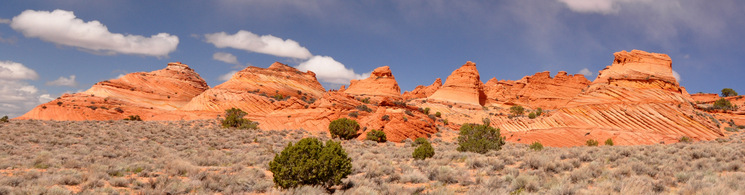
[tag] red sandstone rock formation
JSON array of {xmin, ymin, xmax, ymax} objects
[
  {"xmin": 494, "ymin": 50, "xmax": 723, "ymax": 146},
  {"xmin": 428, "ymin": 61, "xmax": 487, "ymax": 106},
  {"xmin": 403, "ymin": 78, "xmax": 442, "ymax": 100},
  {"xmin": 344, "ymin": 66, "xmax": 402, "ymax": 98},
  {"xmin": 483, "ymin": 71, "xmax": 591, "ymax": 109}
]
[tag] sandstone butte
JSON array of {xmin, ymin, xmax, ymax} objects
[{"xmin": 17, "ymin": 50, "xmax": 740, "ymax": 146}]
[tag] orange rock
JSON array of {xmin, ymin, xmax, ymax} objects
[
  {"xmin": 483, "ymin": 71, "xmax": 591, "ymax": 109},
  {"xmin": 403, "ymin": 78, "xmax": 442, "ymax": 100},
  {"xmin": 428, "ymin": 61, "xmax": 487, "ymax": 106},
  {"xmin": 344, "ymin": 66, "xmax": 401, "ymax": 98}
]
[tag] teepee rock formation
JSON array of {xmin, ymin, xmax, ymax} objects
[
  {"xmin": 428, "ymin": 61, "xmax": 487, "ymax": 106},
  {"xmin": 344, "ymin": 66, "xmax": 402, "ymax": 98}
]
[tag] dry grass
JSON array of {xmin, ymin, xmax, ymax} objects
[{"xmin": 1, "ymin": 120, "xmax": 744, "ymax": 194}]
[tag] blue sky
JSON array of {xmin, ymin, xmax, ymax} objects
[{"xmin": 1, "ymin": 0, "xmax": 744, "ymax": 117}]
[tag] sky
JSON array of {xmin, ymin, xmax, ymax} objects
[{"xmin": 0, "ymin": 0, "xmax": 744, "ymax": 117}]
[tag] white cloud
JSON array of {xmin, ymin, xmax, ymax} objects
[
  {"xmin": 205, "ymin": 30, "xmax": 312, "ymax": 59},
  {"xmin": 296, "ymin": 56, "xmax": 369, "ymax": 85},
  {"xmin": 213, "ymin": 52, "xmax": 239, "ymax": 65},
  {"xmin": 0, "ymin": 61, "xmax": 39, "ymax": 80},
  {"xmin": 115, "ymin": 74, "xmax": 126, "ymax": 79},
  {"xmin": 10, "ymin": 9, "xmax": 178, "ymax": 57},
  {"xmin": 38, "ymin": 94, "xmax": 54, "ymax": 103},
  {"xmin": 0, "ymin": 60, "xmax": 49, "ymax": 117},
  {"xmin": 218, "ymin": 70, "xmax": 238, "ymax": 81},
  {"xmin": 46, "ymin": 75, "xmax": 78, "ymax": 87},
  {"xmin": 672, "ymin": 70, "xmax": 681, "ymax": 82},
  {"xmin": 557, "ymin": 0, "xmax": 653, "ymax": 14},
  {"xmin": 577, "ymin": 68, "xmax": 593, "ymax": 76}
]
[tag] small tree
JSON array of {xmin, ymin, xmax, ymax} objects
[
  {"xmin": 413, "ymin": 137, "xmax": 429, "ymax": 146},
  {"xmin": 366, "ymin": 130, "xmax": 387, "ymax": 143},
  {"xmin": 535, "ymin": 108, "xmax": 543, "ymax": 116},
  {"xmin": 604, "ymin": 138, "xmax": 614, "ymax": 146},
  {"xmin": 529, "ymin": 141, "xmax": 543, "ymax": 151},
  {"xmin": 423, "ymin": 107, "xmax": 431, "ymax": 115},
  {"xmin": 0, "ymin": 115, "xmax": 8, "ymax": 123},
  {"xmin": 269, "ymin": 138, "xmax": 352, "ymax": 190},
  {"xmin": 412, "ymin": 139, "xmax": 435, "ymax": 160},
  {"xmin": 713, "ymin": 98, "xmax": 735, "ymax": 111},
  {"xmin": 329, "ymin": 118, "xmax": 360, "ymax": 140},
  {"xmin": 221, "ymin": 108, "xmax": 258, "ymax": 129},
  {"xmin": 457, "ymin": 122, "xmax": 506, "ymax": 154},
  {"xmin": 721, "ymin": 88, "xmax": 738, "ymax": 97},
  {"xmin": 510, "ymin": 105, "xmax": 525, "ymax": 116},
  {"xmin": 528, "ymin": 112, "xmax": 537, "ymax": 119},
  {"xmin": 435, "ymin": 112, "xmax": 441, "ymax": 118},
  {"xmin": 586, "ymin": 139, "xmax": 599, "ymax": 146},
  {"xmin": 679, "ymin": 136, "xmax": 691, "ymax": 143}
]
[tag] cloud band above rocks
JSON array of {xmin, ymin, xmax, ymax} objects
[
  {"xmin": 0, "ymin": 61, "xmax": 51, "ymax": 117},
  {"xmin": 9, "ymin": 9, "xmax": 178, "ymax": 57},
  {"xmin": 296, "ymin": 56, "xmax": 369, "ymax": 85},
  {"xmin": 204, "ymin": 30, "xmax": 312, "ymax": 59}
]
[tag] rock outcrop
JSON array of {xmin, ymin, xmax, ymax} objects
[
  {"xmin": 428, "ymin": 61, "xmax": 487, "ymax": 106},
  {"xmin": 483, "ymin": 71, "xmax": 591, "ymax": 109},
  {"xmin": 344, "ymin": 66, "xmax": 401, "ymax": 98},
  {"xmin": 494, "ymin": 50, "xmax": 722, "ymax": 146},
  {"xmin": 403, "ymin": 78, "xmax": 442, "ymax": 100},
  {"xmin": 181, "ymin": 62, "xmax": 324, "ymax": 114}
]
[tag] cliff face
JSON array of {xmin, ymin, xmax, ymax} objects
[
  {"xmin": 428, "ymin": 61, "xmax": 487, "ymax": 106},
  {"xmin": 403, "ymin": 78, "xmax": 442, "ymax": 100},
  {"xmin": 484, "ymin": 71, "xmax": 591, "ymax": 109}
]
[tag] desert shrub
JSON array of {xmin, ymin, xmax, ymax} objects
[
  {"xmin": 329, "ymin": 118, "xmax": 360, "ymax": 140},
  {"xmin": 721, "ymin": 88, "xmax": 738, "ymax": 97},
  {"xmin": 510, "ymin": 105, "xmax": 524, "ymax": 116},
  {"xmin": 413, "ymin": 140, "xmax": 435, "ymax": 160},
  {"xmin": 414, "ymin": 137, "xmax": 429, "ymax": 146},
  {"xmin": 713, "ymin": 98, "xmax": 735, "ymax": 110},
  {"xmin": 221, "ymin": 108, "xmax": 258, "ymax": 129},
  {"xmin": 435, "ymin": 112, "xmax": 441, "ymax": 118},
  {"xmin": 535, "ymin": 108, "xmax": 543, "ymax": 116},
  {"xmin": 605, "ymin": 138, "xmax": 614, "ymax": 146},
  {"xmin": 423, "ymin": 107, "xmax": 431, "ymax": 115},
  {"xmin": 457, "ymin": 123, "xmax": 505, "ymax": 154},
  {"xmin": 443, "ymin": 119, "xmax": 449, "ymax": 125},
  {"xmin": 360, "ymin": 97, "xmax": 370, "ymax": 104},
  {"xmin": 586, "ymin": 139, "xmax": 599, "ymax": 146},
  {"xmin": 348, "ymin": 111, "xmax": 359, "ymax": 118},
  {"xmin": 356, "ymin": 105, "xmax": 372, "ymax": 112},
  {"xmin": 123, "ymin": 115, "xmax": 142, "ymax": 121},
  {"xmin": 366, "ymin": 130, "xmax": 387, "ymax": 143},
  {"xmin": 404, "ymin": 110, "xmax": 414, "ymax": 116},
  {"xmin": 679, "ymin": 136, "xmax": 691, "ymax": 143},
  {"xmin": 272, "ymin": 94, "xmax": 284, "ymax": 100},
  {"xmin": 269, "ymin": 138, "xmax": 352, "ymax": 190},
  {"xmin": 528, "ymin": 112, "xmax": 536, "ymax": 119},
  {"xmin": 529, "ymin": 141, "xmax": 543, "ymax": 151},
  {"xmin": 0, "ymin": 116, "xmax": 8, "ymax": 123},
  {"xmin": 381, "ymin": 115, "xmax": 390, "ymax": 121}
]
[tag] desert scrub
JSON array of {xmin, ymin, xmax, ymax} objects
[
  {"xmin": 365, "ymin": 130, "xmax": 387, "ymax": 143},
  {"xmin": 329, "ymin": 118, "xmax": 360, "ymax": 140},
  {"xmin": 412, "ymin": 139, "xmax": 435, "ymax": 160},
  {"xmin": 605, "ymin": 138, "xmax": 614, "ymax": 146},
  {"xmin": 221, "ymin": 108, "xmax": 258, "ymax": 129},
  {"xmin": 586, "ymin": 139, "xmax": 599, "ymax": 146},
  {"xmin": 123, "ymin": 115, "xmax": 142, "ymax": 121},
  {"xmin": 457, "ymin": 123, "xmax": 505, "ymax": 154},
  {"xmin": 268, "ymin": 137, "xmax": 352, "ymax": 190}
]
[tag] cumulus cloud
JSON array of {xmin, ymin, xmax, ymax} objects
[
  {"xmin": 9, "ymin": 9, "xmax": 178, "ymax": 57},
  {"xmin": 296, "ymin": 56, "xmax": 369, "ymax": 85},
  {"xmin": 46, "ymin": 75, "xmax": 78, "ymax": 87},
  {"xmin": 672, "ymin": 70, "xmax": 681, "ymax": 82},
  {"xmin": 577, "ymin": 68, "xmax": 593, "ymax": 76},
  {"xmin": 557, "ymin": 0, "xmax": 653, "ymax": 14},
  {"xmin": 205, "ymin": 30, "xmax": 312, "ymax": 59},
  {"xmin": 213, "ymin": 52, "xmax": 239, "ymax": 65},
  {"xmin": 0, "ymin": 60, "xmax": 51, "ymax": 117},
  {"xmin": 218, "ymin": 70, "xmax": 238, "ymax": 81}
]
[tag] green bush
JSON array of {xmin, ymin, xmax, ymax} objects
[
  {"xmin": 721, "ymin": 88, "xmax": 738, "ymax": 97},
  {"xmin": 0, "ymin": 115, "xmax": 8, "ymax": 123},
  {"xmin": 412, "ymin": 139, "xmax": 435, "ymax": 160},
  {"xmin": 679, "ymin": 136, "xmax": 691, "ymax": 143},
  {"xmin": 329, "ymin": 118, "xmax": 360, "ymax": 140},
  {"xmin": 356, "ymin": 105, "xmax": 372, "ymax": 112},
  {"xmin": 269, "ymin": 138, "xmax": 352, "ymax": 190},
  {"xmin": 443, "ymin": 119, "xmax": 449, "ymax": 125},
  {"xmin": 535, "ymin": 108, "xmax": 543, "ymax": 116},
  {"xmin": 586, "ymin": 139, "xmax": 599, "ymax": 146},
  {"xmin": 528, "ymin": 112, "xmax": 536, "ymax": 119},
  {"xmin": 381, "ymin": 115, "xmax": 390, "ymax": 121},
  {"xmin": 604, "ymin": 138, "xmax": 614, "ymax": 146},
  {"xmin": 713, "ymin": 98, "xmax": 735, "ymax": 110},
  {"xmin": 435, "ymin": 112, "xmax": 441, "ymax": 118},
  {"xmin": 221, "ymin": 108, "xmax": 258, "ymax": 129},
  {"xmin": 423, "ymin": 107, "xmax": 431, "ymax": 115},
  {"xmin": 366, "ymin": 130, "xmax": 387, "ymax": 143},
  {"xmin": 123, "ymin": 115, "xmax": 142, "ymax": 121},
  {"xmin": 529, "ymin": 141, "xmax": 543, "ymax": 151},
  {"xmin": 510, "ymin": 105, "xmax": 525, "ymax": 116},
  {"xmin": 456, "ymin": 123, "xmax": 506, "ymax": 154},
  {"xmin": 414, "ymin": 137, "xmax": 428, "ymax": 146},
  {"xmin": 273, "ymin": 94, "xmax": 284, "ymax": 100},
  {"xmin": 348, "ymin": 111, "xmax": 359, "ymax": 118}
]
